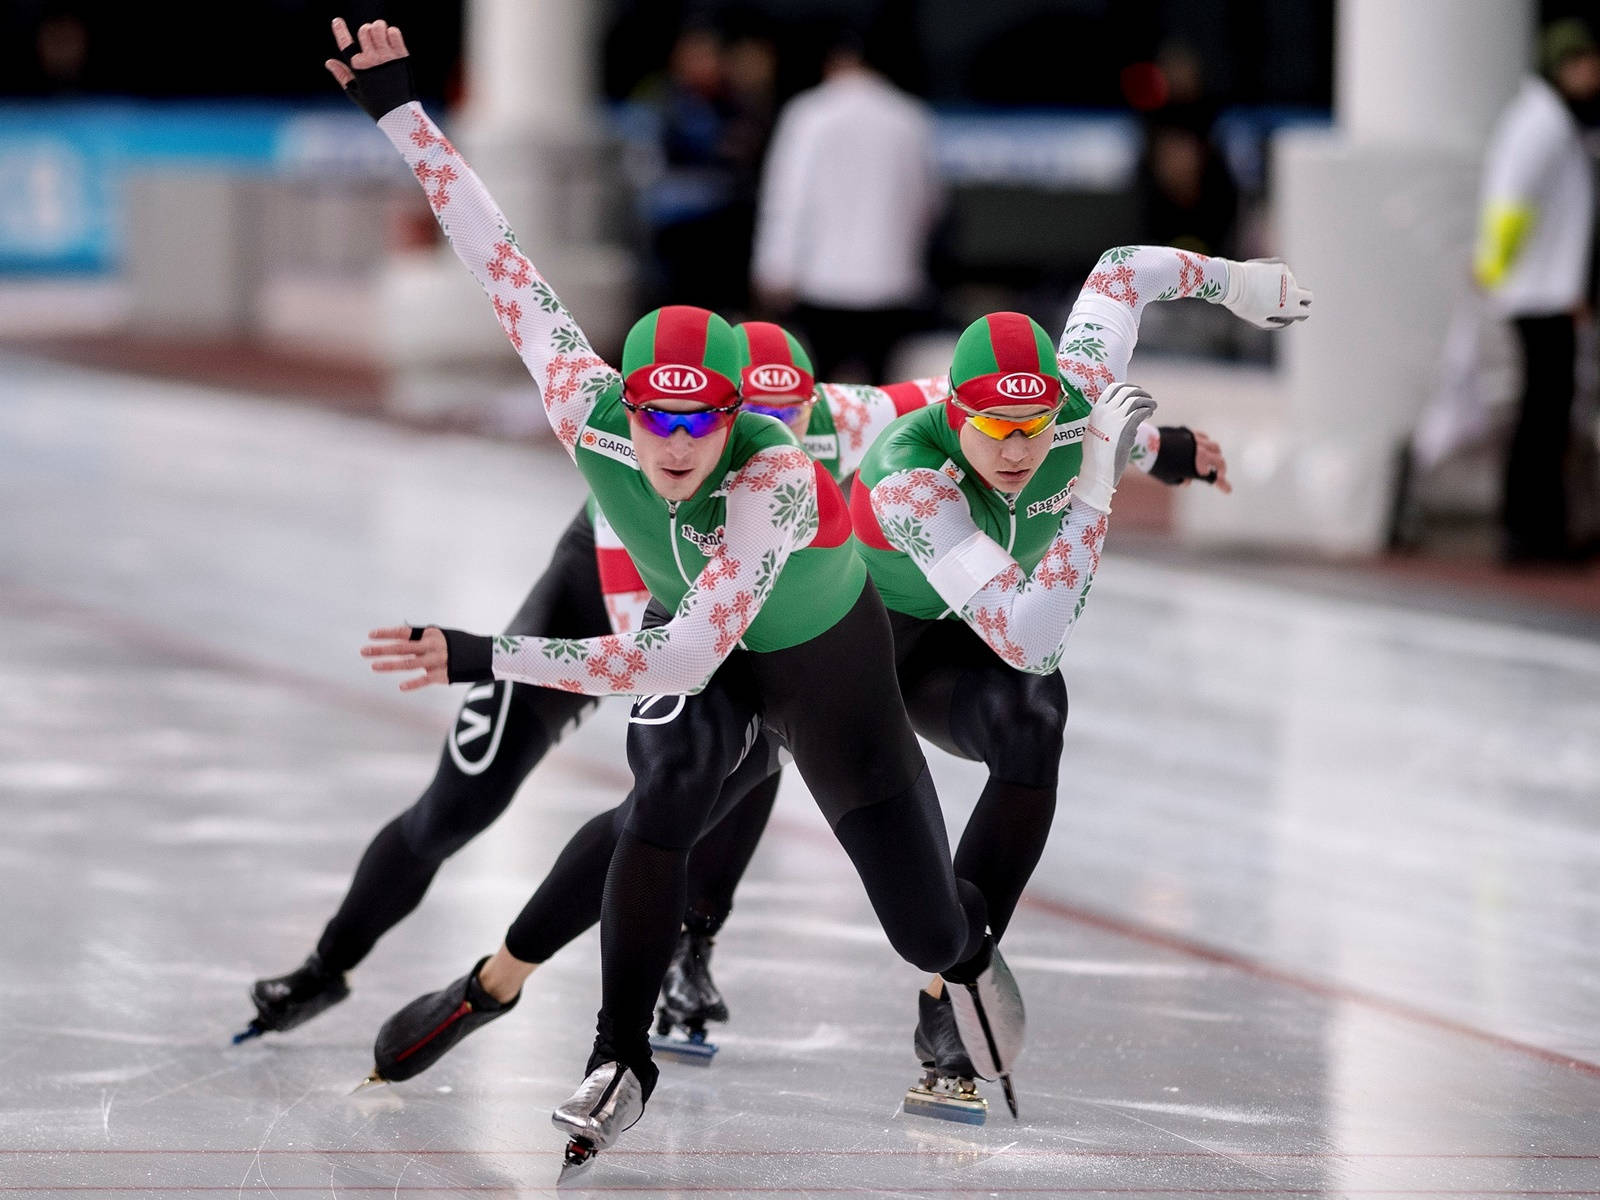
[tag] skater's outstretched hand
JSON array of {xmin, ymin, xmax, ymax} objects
[
  {"xmin": 362, "ymin": 624, "xmax": 449, "ymax": 691},
  {"xmin": 1221, "ymin": 258, "xmax": 1313, "ymax": 329},
  {"xmin": 324, "ymin": 18, "xmax": 414, "ymax": 122}
]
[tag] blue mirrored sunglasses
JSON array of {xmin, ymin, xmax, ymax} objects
[
  {"xmin": 621, "ymin": 397, "xmax": 742, "ymax": 438},
  {"xmin": 743, "ymin": 399, "xmax": 811, "ymax": 429}
]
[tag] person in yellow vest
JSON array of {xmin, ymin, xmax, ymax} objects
[{"xmin": 1474, "ymin": 19, "xmax": 1600, "ymax": 564}]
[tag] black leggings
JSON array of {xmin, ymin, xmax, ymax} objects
[
  {"xmin": 563, "ymin": 609, "xmax": 1067, "ymax": 958},
  {"xmin": 1506, "ymin": 314, "xmax": 1577, "ymax": 558},
  {"xmin": 315, "ymin": 508, "xmax": 609, "ymax": 972},
  {"xmin": 891, "ymin": 611, "xmax": 1067, "ymax": 940},
  {"xmin": 590, "ymin": 582, "xmax": 989, "ymax": 1094},
  {"xmin": 314, "ymin": 504, "xmax": 785, "ymax": 974},
  {"xmin": 502, "ymin": 726, "xmax": 784, "ymax": 963}
]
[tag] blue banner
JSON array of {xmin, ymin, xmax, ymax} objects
[{"xmin": 0, "ymin": 101, "xmax": 391, "ymax": 274}]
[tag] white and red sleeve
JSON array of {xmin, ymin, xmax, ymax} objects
[
  {"xmin": 818, "ymin": 376, "xmax": 946, "ymax": 477},
  {"xmin": 1056, "ymin": 246, "xmax": 1230, "ymax": 475},
  {"xmin": 592, "ymin": 507, "xmax": 652, "ymax": 634},
  {"xmin": 869, "ymin": 468, "xmax": 1107, "ymax": 675},
  {"xmin": 377, "ymin": 103, "xmax": 620, "ymax": 457},
  {"xmin": 490, "ymin": 447, "xmax": 819, "ymax": 696}
]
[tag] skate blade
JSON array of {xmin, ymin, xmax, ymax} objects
[
  {"xmin": 649, "ymin": 1033, "xmax": 717, "ymax": 1065},
  {"xmin": 1000, "ymin": 1073, "xmax": 1018, "ymax": 1119},
  {"xmin": 231, "ymin": 1021, "xmax": 265, "ymax": 1045},
  {"xmin": 903, "ymin": 1084, "xmax": 987, "ymax": 1126},
  {"xmin": 558, "ymin": 1137, "xmax": 596, "ymax": 1182},
  {"xmin": 348, "ymin": 1071, "xmax": 388, "ymax": 1095}
]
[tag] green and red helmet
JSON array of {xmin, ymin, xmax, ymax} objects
[
  {"xmin": 733, "ymin": 321, "xmax": 816, "ymax": 401},
  {"xmin": 621, "ymin": 305, "xmax": 741, "ymax": 407},
  {"xmin": 946, "ymin": 311, "xmax": 1063, "ymax": 431}
]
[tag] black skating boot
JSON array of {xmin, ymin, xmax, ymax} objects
[
  {"xmin": 650, "ymin": 929, "xmax": 725, "ymax": 1064},
  {"xmin": 365, "ymin": 957, "xmax": 519, "ymax": 1085},
  {"xmin": 903, "ymin": 988, "xmax": 987, "ymax": 1125},
  {"xmin": 661, "ymin": 928, "xmax": 728, "ymax": 1025},
  {"xmin": 235, "ymin": 952, "xmax": 350, "ymax": 1043}
]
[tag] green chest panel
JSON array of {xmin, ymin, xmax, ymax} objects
[
  {"xmin": 855, "ymin": 396, "xmax": 1093, "ymax": 618},
  {"xmin": 575, "ymin": 391, "xmax": 864, "ymax": 652}
]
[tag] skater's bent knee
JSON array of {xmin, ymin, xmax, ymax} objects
[
  {"xmin": 890, "ymin": 922, "xmax": 969, "ymax": 975},
  {"xmin": 967, "ymin": 677, "xmax": 1066, "ymax": 786},
  {"xmin": 399, "ymin": 783, "xmax": 517, "ymax": 859}
]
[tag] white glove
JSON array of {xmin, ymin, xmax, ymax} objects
[
  {"xmin": 1221, "ymin": 258, "xmax": 1313, "ymax": 329},
  {"xmin": 1072, "ymin": 382, "xmax": 1157, "ymax": 513}
]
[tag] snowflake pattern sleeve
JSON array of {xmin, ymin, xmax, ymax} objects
[
  {"xmin": 490, "ymin": 447, "xmax": 820, "ymax": 695},
  {"xmin": 1054, "ymin": 246, "xmax": 1229, "ymax": 477},
  {"xmin": 377, "ymin": 103, "xmax": 620, "ymax": 456},
  {"xmin": 817, "ymin": 377, "xmax": 947, "ymax": 477},
  {"xmin": 870, "ymin": 468, "xmax": 1108, "ymax": 674},
  {"xmin": 1063, "ymin": 245, "xmax": 1231, "ymax": 389}
]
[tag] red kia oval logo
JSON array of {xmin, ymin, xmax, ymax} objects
[
  {"xmin": 997, "ymin": 372, "xmax": 1049, "ymax": 399},
  {"xmin": 649, "ymin": 365, "xmax": 709, "ymax": 394},
  {"xmin": 750, "ymin": 364, "xmax": 802, "ymax": 392}
]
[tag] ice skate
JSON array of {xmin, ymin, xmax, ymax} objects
[
  {"xmin": 902, "ymin": 988, "xmax": 987, "ymax": 1125},
  {"xmin": 945, "ymin": 938, "xmax": 1024, "ymax": 1117},
  {"xmin": 647, "ymin": 929, "xmax": 723, "ymax": 1064},
  {"xmin": 234, "ymin": 952, "xmax": 349, "ymax": 1043},
  {"xmin": 365, "ymin": 956, "xmax": 518, "ymax": 1084},
  {"xmin": 552, "ymin": 1061, "xmax": 644, "ymax": 1173}
]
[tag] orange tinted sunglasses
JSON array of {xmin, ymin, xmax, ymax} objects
[{"xmin": 950, "ymin": 396, "xmax": 1062, "ymax": 440}]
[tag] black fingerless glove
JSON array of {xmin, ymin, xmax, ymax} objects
[
  {"xmin": 439, "ymin": 629, "xmax": 494, "ymax": 684},
  {"xmin": 336, "ymin": 41, "xmax": 416, "ymax": 122},
  {"xmin": 1149, "ymin": 425, "xmax": 1210, "ymax": 486}
]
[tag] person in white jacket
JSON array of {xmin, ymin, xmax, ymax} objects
[
  {"xmin": 751, "ymin": 29, "xmax": 940, "ymax": 383},
  {"xmin": 1474, "ymin": 19, "xmax": 1600, "ymax": 563}
]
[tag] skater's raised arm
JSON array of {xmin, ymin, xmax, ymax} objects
[
  {"xmin": 1058, "ymin": 246, "xmax": 1308, "ymax": 482},
  {"xmin": 325, "ymin": 18, "xmax": 618, "ymax": 456},
  {"xmin": 365, "ymin": 446, "xmax": 821, "ymax": 696}
]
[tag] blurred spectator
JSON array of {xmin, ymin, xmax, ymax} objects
[
  {"xmin": 641, "ymin": 27, "xmax": 772, "ymax": 313},
  {"xmin": 36, "ymin": 12, "xmax": 90, "ymax": 92},
  {"xmin": 751, "ymin": 28, "xmax": 941, "ymax": 382},
  {"xmin": 1473, "ymin": 18, "xmax": 1600, "ymax": 564},
  {"xmin": 1133, "ymin": 43, "xmax": 1239, "ymax": 258}
]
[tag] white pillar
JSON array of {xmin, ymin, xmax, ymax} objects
[
  {"xmin": 378, "ymin": 0, "xmax": 634, "ymax": 392},
  {"xmin": 460, "ymin": 0, "xmax": 596, "ymax": 140},
  {"xmin": 1177, "ymin": 0, "xmax": 1533, "ymax": 555},
  {"xmin": 1339, "ymin": 0, "xmax": 1529, "ymax": 154}
]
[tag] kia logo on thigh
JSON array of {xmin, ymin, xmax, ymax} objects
[
  {"xmin": 448, "ymin": 682, "xmax": 515, "ymax": 776},
  {"xmin": 630, "ymin": 694, "xmax": 687, "ymax": 725}
]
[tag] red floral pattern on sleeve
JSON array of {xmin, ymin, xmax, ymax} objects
[
  {"xmin": 1084, "ymin": 262, "xmax": 1139, "ymax": 307},
  {"xmin": 1057, "ymin": 246, "xmax": 1229, "ymax": 474},
  {"xmin": 488, "ymin": 447, "xmax": 818, "ymax": 696},
  {"xmin": 818, "ymin": 378, "xmax": 947, "ymax": 478},
  {"xmin": 379, "ymin": 103, "xmax": 619, "ymax": 457},
  {"xmin": 869, "ymin": 467, "xmax": 1109, "ymax": 674}
]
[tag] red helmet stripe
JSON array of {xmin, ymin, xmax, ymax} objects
[
  {"xmin": 742, "ymin": 321, "xmax": 792, "ymax": 368},
  {"xmin": 652, "ymin": 305, "xmax": 711, "ymax": 366},
  {"xmin": 985, "ymin": 312, "xmax": 1045, "ymax": 375}
]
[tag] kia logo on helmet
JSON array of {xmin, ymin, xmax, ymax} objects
[
  {"xmin": 749, "ymin": 364, "xmax": 802, "ymax": 392},
  {"xmin": 649, "ymin": 365, "xmax": 710, "ymax": 394},
  {"xmin": 997, "ymin": 372, "xmax": 1049, "ymax": 399}
]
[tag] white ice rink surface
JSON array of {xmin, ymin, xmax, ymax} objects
[{"xmin": 3, "ymin": 351, "xmax": 1599, "ymax": 1198}]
